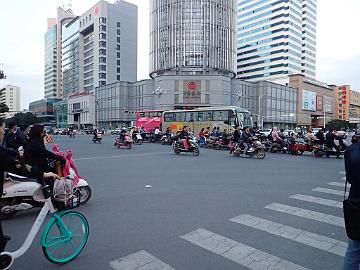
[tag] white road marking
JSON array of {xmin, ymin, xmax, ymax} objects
[
  {"xmin": 74, "ymin": 152, "xmax": 171, "ymax": 161},
  {"xmin": 109, "ymin": 250, "xmax": 176, "ymax": 270},
  {"xmin": 290, "ymin": 194, "xmax": 342, "ymax": 208},
  {"xmin": 328, "ymin": 182, "xmax": 347, "ymax": 188},
  {"xmin": 312, "ymin": 187, "xmax": 347, "ymax": 196},
  {"xmin": 339, "ymin": 171, "xmax": 345, "ymax": 175},
  {"xmin": 230, "ymin": 214, "xmax": 346, "ymax": 256},
  {"xmin": 180, "ymin": 228, "xmax": 309, "ymax": 270},
  {"xmin": 265, "ymin": 203, "xmax": 345, "ymax": 227}
]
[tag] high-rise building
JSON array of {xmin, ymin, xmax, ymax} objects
[
  {"xmin": 335, "ymin": 85, "xmax": 360, "ymax": 123},
  {"xmin": 149, "ymin": 0, "xmax": 237, "ymax": 78},
  {"xmin": 236, "ymin": 0, "xmax": 317, "ymax": 82},
  {"xmin": 44, "ymin": 7, "xmax": 76, "ymax": 99},
  {"xmin": 0, "ymin": 85, "xmax": 21, "ymax": 119}
]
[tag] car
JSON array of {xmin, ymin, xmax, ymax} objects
[
  {"xmin": 312, "ymin": 128, "xmax": 321, "ymax": 134},
  {"xmin": 283, "ymin": 130, "xmax": 295, "ymax": 137},
  {"xmin": 111, "ymin": 128, "xmax": 121, "ymax": 135},
  {"xmin": 336, "ymin": 130, "xmax": 348, "ymax": 139},
  {"xmin": 259, "ymin": 129, "xmax": 271, "ymax": 137}
]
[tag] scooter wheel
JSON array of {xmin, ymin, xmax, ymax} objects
[
  {"xmin": 193, "ymin": 148, "xmax": 200, "ymax": 156},
  {"xmin": 256, "ymin": 149, "xmax": 266, "ymax": 159},
  {"xmin": 296, "ymin": 150, "xmax": 304, "ymax": 155},
  {"xmin": 78, "ymin": 186, "xmax": 92, "ymax": 205},
  {"xmin": 127, "ymin": 144, "xmax": 132, "ymax": 149}
]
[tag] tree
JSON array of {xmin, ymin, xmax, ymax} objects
[
  {"xmin": 5, "ymin": 112, "xmax": 40, "ymax": 126},
  {"xmin": 326, "ymin": 119, "xmax": 348, "ymax": 130},
  {"xmin": 0, "ymin": 103, "xmax": 9, "ymax": 114}
]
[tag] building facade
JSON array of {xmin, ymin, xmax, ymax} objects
[
  {"xmin": 335, "ymin": 85, "xmax": 360, "ymax": 124},
  {"xmin": 150, "ymin": 0, "xmax": 237, "ymax": 78},
  {"xmin": 236, "ymin": 0, "xmax": 317, "ymax": 82},
  {"xmin": 288, "ymin": 74, "xmax": 334, "ymax": 127},
  {"xmin": 0, "ymin": 85, "xmax": 21, "ymax": 119},
  {"xmin": 67, "ymin": 92, "xmax": 95, "ymax": 128},
  {"xmin": 29, "ymin": 98, "xmax": 61, "ymax": 126},
  {"xmin": 44, "ymin": 7, "xmax": 76, "ymax": 99},
  {"xmin": 53, "ymin": 99, "xmax": 68, "ymax": 128}
]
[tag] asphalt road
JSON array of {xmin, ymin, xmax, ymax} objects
[{"xmin": 3, "ymin": 135, "xmax": 347, "ymax": 270}]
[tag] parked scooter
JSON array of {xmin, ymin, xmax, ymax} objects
[
  {"xmin": 114, "ymin": 133, "xmax": 133, "ymax": 149},
  {"xmin": 173, "ymin": 136, "xmax": 200, "ymax": 156},
  {"xmin": 230, "ymin": 137, "xmax": 266, "ymax": 159},
  {"xmin": 161, "ymin": 132, "xmax": 174, "ymax": 145},
  {"xmin": 1, "ymin": 159, "xmax": 92, "ymax": 219}
]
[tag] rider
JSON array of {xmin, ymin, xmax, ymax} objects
[
  {"xmin": 233, "ymin": 125, "xmax": 242, "ymax": 143},
  {"xmin": 315, "ymin": 128, "xmax": 326, "ymax": 144},
  {"xmin": 178, "ymin": 126, "xmax": 190, "ymax": 149},
  {"xmin": 24, "ymin": 124, "xmax": 66, "ymax": 172},
  {"xmin": 272, "ymin": 127, "xmax": 287, "ymax": 150},
  {"xmin": 241, "ymin": 127, "xmax": 253, "ymax": 157},
  {"xmin": 325, "ymin": 129, "xmax": 341, "ymax": 158},
  {"xmin": 3, "ymin": 122, "xmax": 18, "ymax": 150},
  {"xmin": 119, "ymin": 125, "xmax": 127, "ymax": 142},
  {"xmin": 305, "ymin": 127, "xmax": 317, "ymax": 144},
  {"xmin": 0, "ymin": 117, "xmax": 59, "ymax": 253},
  {"xmin": 222, "ymin": 129, "xmax": 229, "ymax": 146}
]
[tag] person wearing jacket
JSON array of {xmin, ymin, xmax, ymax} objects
[
  {"xmin": 233, "ymin": 126, "xmax": 242, "ymax": 142},
  {"xmin": 343, "ymin": 135, "xmax": 360, "ymax": 269},
  {"xmin": 24, "ymin": 124, "xmax": 65, "ymax": 172},
  {"xmin": 241, "ymin": 127, "xmax": 253, "ymax": 157},
  {"xmin": 3, "ymin": 122, "xmax": 18, "ymax": 150},
  {"xmin": 326, "ymin": 129, "xmax": 341, "ymax": 158},
  {"xmin": 16, "ymin": 124, "xmax": 29, "ymax": 148},
  {"xmin": 178, "ymin": 126, "xmax": 190, "ymax": 149},
  {"xmin": 0, "ymin": 118, "xmax": 59, "ymax": 253}
]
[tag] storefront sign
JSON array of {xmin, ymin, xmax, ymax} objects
[
  {"xmin": 183, "ymin": 80, "xmax": 201, "ymax": 104},
  {"xmin": 302, "ymin": 90, "xmax": 316, "ymax": 111}
]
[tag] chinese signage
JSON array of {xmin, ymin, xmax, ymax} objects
[
  {"xmin": 302, "ymin": 90, "xmax": 316, "ymax": 111},
  {"xmin": 316, "ymin": 95, "xmax": 323, "ymax": 111},
  {"xmin": 183, "ymin": 80, "xmax": 201, "ymax": 104}
]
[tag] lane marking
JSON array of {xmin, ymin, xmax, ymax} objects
[
  {"xmin": 180, "ymin": 228, "xmax": 309, "ymax": 270},
  {"xmin": 265, "ymin": 203, "xmax": 345, "ymax": 227},
  {"xmin": 74, "ymin": 152, "xmax": 171, "ymax": 161},
  {"xmin": 290, "ymin": 194, "xmax": 342, "ymax": 209},
  {"xmin": 312, "ymin": 187, "xmax": 347, "ymax": 196},
  {"xmin": 109, "ymin": 250, "xmax": 176, "ymax": 270},
  {"xmin": 327, "ymin": 182, "xmax": 347, "ymax": 188},
  {"xmin": 230, "ymin": 214, "xmax": 346, "ymax": 257},
  {"xmin": 339, "ymin": 171, "xmax": 345, "ymax": 175}
]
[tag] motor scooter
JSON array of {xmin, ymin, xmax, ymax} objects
[
  {"xmin": 230, "ymin": 137, "xmax": 266, "ymax": 159},
  {"xmin": 1, "ymin": 161, "xmax": 91, "ymax": 219},
  {"xmin": 161, "ymin": 132, "xmax": 174, "ymax": 145},
  {"xmin": 114, "ymin": 133, "xmax": 133, "ymax": 149},
  {"xmin": 173, "ymin": 135, "xmax": 200, "ymax": 156},
  {"xmin": 92, "ymin": 132, "xmax": 102, "ymax": 143}
]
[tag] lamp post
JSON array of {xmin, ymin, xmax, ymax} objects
[
  {"xmin": 153, "ymin": 87, "xmax": 166, "ymax": 108},
  {"xmin": 94, "ymin": 98, "xmax": 104, "ymax": 129}
]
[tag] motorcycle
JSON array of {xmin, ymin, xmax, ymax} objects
[
  {"xmin": 288, "ymin": 137, "xmax": 316, "ymax": 155},
  {"xmin": 313, "ymin": 138, "xmax": 347, "ymax": 158},
  {"xmin": 92, "ymin": 133, "xmax": 102, "ymax": 143},
  {"xmin": 1, "ymin": 158, "xmax": 92, "ymax": 219},
  {"xmin": 229, "ymin": 137, "xmax": 266, "ymax": 159},
  {"xmin": 173, "ymin": 136, "xmax": 200, "ymax": 156},
  {"xmin": 132, "ymin": 133, "xmax": 143, "ymax": 144},
  {"xmin": 114, "ymin": 133, "xmax": 133, "ymax": 149},
  {"xmin": 161, "ymin": 132, "xmax": 174, "ymax": 145},
  {"xmin": 269, "ymin": 137, "xmax": 289, "ymax": 153}
]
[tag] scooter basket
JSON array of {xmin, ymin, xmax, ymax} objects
[{"xmin": 53, "ymin": 177, "xmax": 80, "ymax": 210}]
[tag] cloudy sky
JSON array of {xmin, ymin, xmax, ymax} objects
[{"xmin": 0, "ymin": 0, "xmax": 359, "ymax": 109}]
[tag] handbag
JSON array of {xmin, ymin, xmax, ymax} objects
[{"xmin": 343, "ymin": 178, "xmax": 360, "ymax": 241}]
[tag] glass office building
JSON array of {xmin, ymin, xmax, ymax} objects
[{"xmin": 237, "ymin": 0, "xmax": 317, "ymax": 82}]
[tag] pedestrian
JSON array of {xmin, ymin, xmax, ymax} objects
[
  {"xmin": 3, "ymin": 122, "xmax": 18, "ymax": 150},
  {"xmin": 16, "ymin": 124, "xmax": 29, "ymax": 148},
  {"xmin": 343, "ymin": 134, "xmax": 360, "ymax": 269}
]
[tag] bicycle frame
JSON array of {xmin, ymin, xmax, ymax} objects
[{"xmin": 1, "ymin": 198, "xmax": 58, "ymax": 269}]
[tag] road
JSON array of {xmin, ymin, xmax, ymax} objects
[{"xmin": 3, "ymin": 135, "xmax": 347, "ymax": 269}]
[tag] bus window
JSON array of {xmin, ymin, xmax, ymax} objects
[
  {"xmin": 164, "ymin": 113, "xmax": 175, "ymax": 122},
  {"xmin": 229, "ymin": 110, "xmax": 238, "ymax": 127},
  {"xmin": 185, "ymin": 112, "xmax": 195, "ymax": 122},
  {"xmin": 175, "ymin": 112, "xmax": 185, "ymax": 122},
  {"xmin": 140, "ymin": 112, "xmax": 145, "ymax": 117},
  {"xmin": 205, "ymin": 111, "xmax": 213, "ymax": 121},
  {"xmin": 213, "ymin": 110, "xmax": 228, "ymax": 121},
  {"xmin": 197, "ymin": 112, "xmax": 204, "ymax": 121}
]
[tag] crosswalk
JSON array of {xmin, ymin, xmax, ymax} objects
[{"xmin": 109, "ymin": 171, "xmax": 348, "ymax": 269}]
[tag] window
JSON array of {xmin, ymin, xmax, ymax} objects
[
  {"xmin": 117, "ymin": 67, "xmax": 120, "ymax": 73},
  {"xmin": 117, "ymin": 22, "xmax": 121, "ymax": 27},
  {"xmin": 117, "ymin": 29, "xmax": 121, "ymax": 35},
  {"xmin": 99, "ymin": 65, "xmax": 106, "ymax": 71},
  {"xmin": 213, "ymin": 110, "xmax": 228, "ymax": 121},
  {"xmin": 99, "ymin": 73, "xmax": 106, "ymax": 79},
  {"xmin": 99, "ymin": 17, "xmax": 106, "ymax": 24},
  {"xmin": 99, "ymin": 49, "xmax": 106, "ymax": 55},
  {"xmin": 117, "ymin": 52, "xmax": 120, "ymax": 58},
  {"xmin": 117, "ymin": 37, "xmax": 121, "ymax": 43},
  {"xmin": 99, "ymin": 33, "xmax": 106, "ymax": 40},
  {"xmin": 164, "ymin": 113, "xmax": 175, "ymax": 122},
  {"xmin": 175, "ymin": 112, "xmax": 185, "ymax": 121},
  {"xmin": 116, "ymin": 44, "xmax": 120, "ymax": 50},
  {"xmin": 117, "ymin": 75, "xmax": 120, "ymax": 80},
  {"xmin": 99, "ymin": 57, "xmax": 106, "ymax": 63},
  {"xmin": 117, "ymin": 60, "xmax": 120, "ymax": 65},
  {"xmin": 99, "ymin": 25, "xmax": 106, "ymax": 32},
  {"xmin": 99, "ymin": 41, "xmax": 106, "ymax": 47}
]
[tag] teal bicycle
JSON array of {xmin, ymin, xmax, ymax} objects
[{"xmin": 0, "ymin": 178, "xmax": 89, "ymax": 269}]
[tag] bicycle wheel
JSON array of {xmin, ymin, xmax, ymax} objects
[{"xmin": 41, "ymin": 211, "xmax": 89, "ymax": 264}]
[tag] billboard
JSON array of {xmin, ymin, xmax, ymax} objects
[
  {"xmin": 316, "ymin": 95, "xmax": 323, "ymax": 111},
  {"xmin": 324, "ymin": 96, "xmax": 334, "ymax": 113},
  {"xmin": 183, "ymin": 80, "xmax": 201, "ymax": 104},
  {"xmin": 302, "ymin": 90, "xmax": 316, "ymax": 111}
]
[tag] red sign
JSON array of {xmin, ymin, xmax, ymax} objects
[
  {"xmin": 94, "ymin": 6, "xmax": 100, "ymax": 16},
  {"xmin": 188, "ymin": 82, "xmax": 197, "ymax": 90},
  {"xmin": 316, "ymin": 96, "xmax": 323, "ymax": 111}
]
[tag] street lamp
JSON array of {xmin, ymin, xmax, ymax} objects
[
  {"xmin": 153, "ymin": 87, "xmax": 166, "ymax": 108},
  {"xmin": 94, "ymin": 98, "xmax": 104, "ymax": 129}
]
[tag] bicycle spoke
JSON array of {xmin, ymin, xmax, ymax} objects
[
  {"xmin": 71, "ymin": 234, "xmax": 84, "ymax": 238},
  {"xmin": 67, "ymin": 215, "xmax": 73, "ymax": 231},
  {"xmin": 61, "ymin": 242, "xmax": 68, "ymax": 258},
  {"xmin": 69, "ymin": 240, "xmax": 78, "ymax": 251},
  {"xmin": 48, "ymin": 241, "xmax": 66, "ymax": 255},
  {"xmin": 70, "ymin": 222, "xmax": 82, "ymax": 233}
]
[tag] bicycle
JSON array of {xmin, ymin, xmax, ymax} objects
[{"xmin": 0, "ymin": 179, "xmax": 89, "ymax": 270}]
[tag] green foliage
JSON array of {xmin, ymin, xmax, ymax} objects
[
  {"xmin": 0, "ymin": 103, "xmax": 9, "ymax": 113},
  {"xmin": 325, "ymin": 119, "xmax": 348, "ymax": 130},
  {"xmin": 5, "ymin": 112, "xmax": 40, "ymax": 126}
]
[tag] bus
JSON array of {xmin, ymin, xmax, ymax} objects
[
  {"xmin": 162, "ymin": 106, "xmax": 253, "ymax": 135},
  {"xmin": 135, "ymin": 110, "xmax": 164, "ymax": 132}
]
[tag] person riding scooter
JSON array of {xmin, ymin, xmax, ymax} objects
[
  {"xmin": 119, "ymin": 126, "xmax": 127, "ymax": 143},
  {"xmin": 241, "ymin": 127, "xmax": 254, "ymax": 157},
  {"xmin": 0, "ymin": 117, "xmax": 59, "ymax": 254},
  {"xmin": 178, "ymin": 126, "xmax": 190, "ymax": 149},
  {"xmin": 315, "ymin": 128, "xmax": 325, "ymax": 144},
  {"xmin": 325, "ymin": 129, "xmax": 341, "ymax": 158},
  {"xmin": 271, "ymin": 127, "xmax": 287, "ymax": 150}
]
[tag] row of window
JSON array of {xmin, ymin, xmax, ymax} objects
[
  {"xmin": 239, "ymin": 27, "xmax": 300, "ymax": 44},
  {"xmin": 239, "ymin": 70, "xmax": 289, "ymax": 80},
  {"xmin": 238, "ymin": 6, "xmax": 289, "ymax": 26},
  {"xmin": 164, "ymin": 110, "xmax": 234, "ymax": 123},
  {"xmin": 241, "ymin": 0, "xmax": 291, "ymax": 18}
]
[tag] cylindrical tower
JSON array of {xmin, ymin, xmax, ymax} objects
[{"xmin": 150, "ymin": 0, "xmax": 236, "ymax": 78}]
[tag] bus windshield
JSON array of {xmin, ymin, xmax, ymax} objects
[{"xmin": 236, "ymin": 111, "xmax": 253, "ymax": 128}]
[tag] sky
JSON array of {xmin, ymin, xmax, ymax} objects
[{"xmin": 0, "ymin": 0, "xmax": 359, "ymax": 109}]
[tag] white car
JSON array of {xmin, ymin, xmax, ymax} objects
[{"xmin": 259, "ymin": 129, "xmax": 271, "ymax": 137}]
